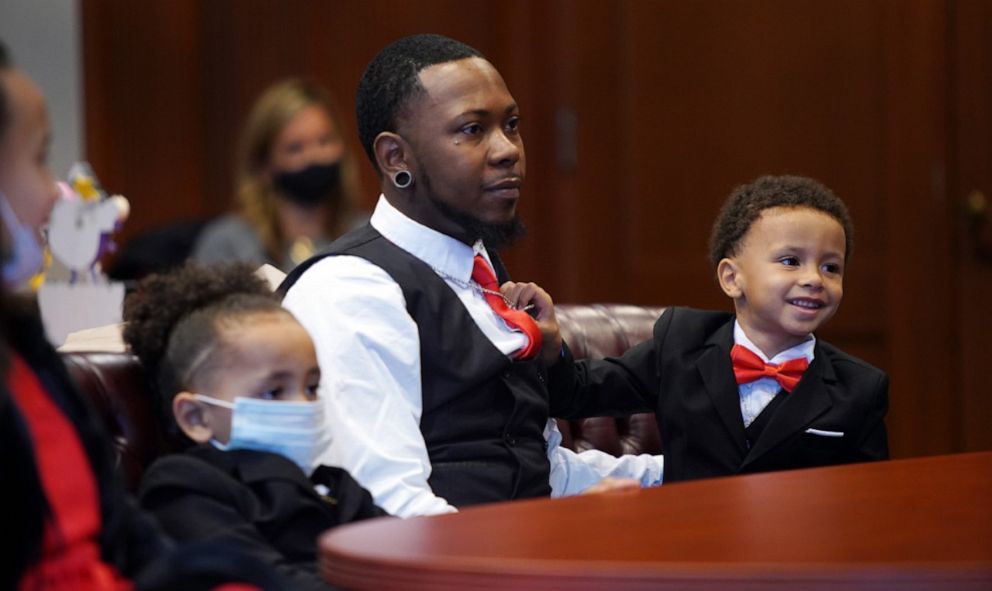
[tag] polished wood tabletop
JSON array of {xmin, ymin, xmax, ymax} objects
[{"xmin": 319, "ymin": 452, "xmax": 992, "ymax": 590}]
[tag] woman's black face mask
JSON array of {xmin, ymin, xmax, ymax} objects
[{"xmin": 273, "ymin": 161, "xmax": 341, "ymax": 207}]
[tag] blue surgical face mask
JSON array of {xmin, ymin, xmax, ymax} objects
[
  {"xmin": 194, "ymin": 394, "xmax": 330, "ymax": 476},
  {"xmin": 0, "ymin": 192, "xmax": 45, "ymax": 289}
]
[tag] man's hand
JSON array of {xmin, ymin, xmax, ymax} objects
[
  {"xmin": 582, "ymin": 477, "xmax": 641, "ymax": 495},
  {"xmin": 500, "ymin": 281, "xmax": 563, "ymax": 364}
]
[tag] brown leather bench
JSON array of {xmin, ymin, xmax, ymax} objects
[
  {"xmin": 62, "ymin": 303, "xmax": 665, "ymax": 491},
  {"xmin": 61, "ymin": 350, "xmax": 177, "ymax": 489},
  {"xmin": 554, "ymin": 304, "xmax": 664, "ymax": 456}
]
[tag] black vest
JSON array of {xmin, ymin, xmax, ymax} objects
[{"xmin": 280, "ymin": 225, "xmax": 552, "ymax": 507}]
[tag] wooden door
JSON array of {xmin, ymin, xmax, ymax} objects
[
  {"xmin": 952, "ymin": 0, "xmax": 992, "ymax": 452},
  {"xmin": 526, "ymin": 0, "xmax": 959, "ymax": 458},
  {"xmin": 81, "ymin": 0, "xmax": 988, "ymax": 458}
]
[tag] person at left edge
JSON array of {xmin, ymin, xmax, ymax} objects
[
  {"xmin": 0, "ymin": 38, "xmax": 164, "ymax": 591},
  {"xmin": 0, "ymin": 39, "xmax": 297, "ymax": 591},
  {"xmin": 192, "ymin": 79, "xmax": 366, "ymax": 272}
]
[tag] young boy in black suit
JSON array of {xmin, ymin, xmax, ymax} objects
[{"xmin": 541, "ymin": 175, "xmax": 889, "ymax": 483}]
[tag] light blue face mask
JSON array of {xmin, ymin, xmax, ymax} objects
[
  {"xmin": 0, "ymin": 192, "xmax": 45, "ymax": 289},
  {"xmin": 194, "ymin": 394, "xmax": 330, "ymax": 476}
]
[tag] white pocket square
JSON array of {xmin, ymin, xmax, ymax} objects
[{"xmin": 805, "ymin": 428, "xmax": 844, "ymax": 438}]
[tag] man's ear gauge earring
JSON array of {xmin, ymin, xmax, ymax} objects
[{"xmin": 392, "ymin": 170, "xmax": 413, "ymax": 189}]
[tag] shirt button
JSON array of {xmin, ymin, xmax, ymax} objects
[{"xmin": 504, "ymin": 433, "xmax": 516, "ymax": 446}]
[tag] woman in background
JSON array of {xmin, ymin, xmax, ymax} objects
[
  {"xmin": 192, "ymin": 79, "xmax": 364, "ymax": 272},
  {"xmin": 0, "ymin": 39, "xmax": 167, "ymax": 591},
  {"xmin": 1, "ymin": 41, "xmax": 289, "ymax": 591}
]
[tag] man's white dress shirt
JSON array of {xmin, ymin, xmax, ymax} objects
[{"xmin": 283, "ymin": 196, "xmax": 663, "ymax": 517}]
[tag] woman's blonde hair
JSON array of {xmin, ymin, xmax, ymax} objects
[{"xmin": 234, "ymin": 78, "xmax": 362, "ymax": 260}]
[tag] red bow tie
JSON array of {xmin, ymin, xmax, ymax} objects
[{"xmin": 731, "ymin": 344, "xmax": 809, "ymax": 393}]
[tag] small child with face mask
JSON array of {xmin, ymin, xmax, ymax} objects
[{"xmin": 123, "ymin": 262, "xmax": 386, "ymax": 591}]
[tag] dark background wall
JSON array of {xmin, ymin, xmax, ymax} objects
[{"xmin": 82, "ymin": 0, "xmax": 992, "ymax": 459}]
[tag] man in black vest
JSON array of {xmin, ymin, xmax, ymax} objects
[{"xmin": 281, "ymin": 34, "xmax": 663, "ymax": 517}]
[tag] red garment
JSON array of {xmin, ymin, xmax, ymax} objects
[
  {"xmin": 8, "ymin": 353, "xmax": 132, "ymax": 591},
  {"xmin": 470, "ymin": 254, "xmax": 542, "ymax": 359},
  {"xmin": 731, "ymin": 344, "xmax": 809, "ymax": 393}
]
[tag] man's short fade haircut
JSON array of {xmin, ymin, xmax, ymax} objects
[
  {"xmin": 356, "ymin": 33, "xmax": 483, "ymax": 173},
  {"xmin": 708, "ymin": 174, "xmax": 855, "ymax": 268}
]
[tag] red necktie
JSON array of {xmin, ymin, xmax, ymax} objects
[
  {"xmin": 471, "ymin": 254, "xmax": 542, "ymax": 359},
  {"xmin": 731, "ymin": 344, "xmax": 809, "ymax": 393}
]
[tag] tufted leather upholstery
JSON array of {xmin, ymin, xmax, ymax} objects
[
  {"xmin": 554, "ymin": 304, "xmax": 664, "ymax": 457},
  {"xmin": 60, "ymin": 303, "xmax": 665, "ymax": 490},
  {"xmin": 62, "ymin": 351, "xmax": 177, "ymax": 490}
]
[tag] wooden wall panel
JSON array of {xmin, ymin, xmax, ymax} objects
[
  {"xmin": 535, "ymin": 1, "xmax": 962, "ymax": 458},
  {"xmin": 877, "ymin": 0, "xmax": 955, "ymax": 458},
  {"xmin": 82, "ymin": 0, "xmax": 988, "ymax": 458},
  {"xmin": 83, "ymin": 1, "xmax": 209, "ymax": 233},
  {"xmin": 84, "ymin": 0, "xmax": 548, "ymax": 236},
  {"xmin": 952, "ymin": 0, "xmax": 992, "ymax": 452},
  {"xmin": 618, "ymin": 1, "xmax": 887, "ymax": 310}
]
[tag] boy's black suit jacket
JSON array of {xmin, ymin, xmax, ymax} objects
[{"xmin": 549, "ymin": 306, "xmax": 889, "ymax": 483}]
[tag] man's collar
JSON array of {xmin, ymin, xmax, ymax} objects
[{"xmin": 370, "ymin": 195, "xmax": 479, "ymax": 281}]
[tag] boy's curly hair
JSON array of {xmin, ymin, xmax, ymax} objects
[
  {"xmin": 122, "ymin": 262, "xmax": 287, "ymax": 432},
  {"xmin": 708, "ymin": 175, "xmax": 854, "ymax": 268}
]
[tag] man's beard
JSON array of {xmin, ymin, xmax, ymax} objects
[{"xmin": 423, "ymin": 171, "xmax": 527, "ymax": 251}]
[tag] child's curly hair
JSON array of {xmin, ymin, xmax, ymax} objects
[
  {"xmin": 122, "ymin": 262, "xmax": 287, "ymax": 432},
  {"xmin": 707, "ymin": 175, "xmax": 854, "ymax": 268}
]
